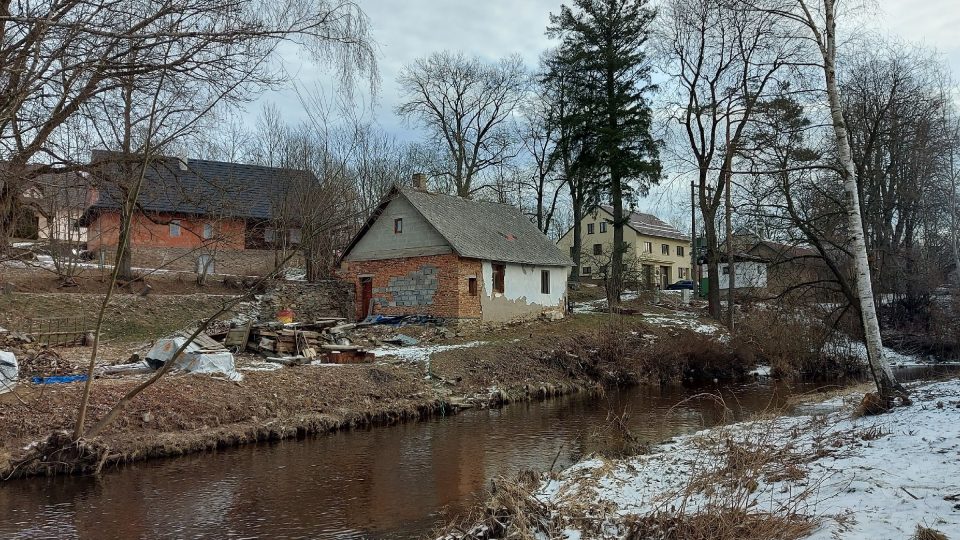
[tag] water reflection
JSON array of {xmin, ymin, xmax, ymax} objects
[{"xmin": 0, "ymin": 366, "xmax": 950, "ymax": 539}]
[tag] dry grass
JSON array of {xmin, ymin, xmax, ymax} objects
[
  {"xmin": 625, "ymin": 509, "xmax": 814, "ymax": 540},
  {"xmin": 914, "ymin": 525, "xmax": 950, "ymax": 540}
]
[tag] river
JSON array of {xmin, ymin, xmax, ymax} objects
[{"xmin": 0, "ymin": 366, "xmax": 949, "ymax": 539}]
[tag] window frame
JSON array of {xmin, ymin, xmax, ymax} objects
[
  {"xmin": 288, "ymin": 228, "xmax": 302, "ymax": 244},
  {"xmin": 540, "ymin": 270, "xmax": 550, "ymax": 294},
  {"xmin": 468, "ymin": 277, "xmax": 478, "ymax": 296},
  {"xmin": 599, "ymin": 221, "xmax": 607, "ymax": 233},
  {"xmin": 202, "ymin": 222, "xmax": 214, "ymax": 240},
  {"xmin": 677, "ymin": 246, "xmax": 684, "ymax": 257},
  {"xmin": 582, "ymin": 266, "xmax": 592, "ymax": 275},
  {"xmin": 586, "ymin": 223, "xmax": 595, "ymax": 235},
  {"xmin": 492, "ymin": 263, "xmax": 506, "ymax": 294},
  {"xmin": 393, "ymin": 218, "xmax": 403, "ymax": 234},
  {"xmin": 643, "ymin": 241, "xmax": 652, "ymax": 254},
  {"xmin": 169, "ymin": 219, "xmax": 181, "ymax": 238},
  {"xmin": 593, "ymin": 243, "xmax": 602, "ymax": 255},
  {"xmin": 661, "ymin": 243, "xmax": 670, "ymax": 255}
]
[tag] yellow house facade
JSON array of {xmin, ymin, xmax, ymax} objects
[{"xmin": 557, "ymin": 206, "xmax": 692, "ymax": 289}]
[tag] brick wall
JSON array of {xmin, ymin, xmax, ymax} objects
[
  {"xmin": 93, "ymin": 246, "xmax": 303, "ymax": 276},
  {"xmin": 87, "ymin": 211, "xmax": 246, "ymax": 251},
  {"xmin": 341, "ymin": 254, "xmax": 482, "ymax": 321}
]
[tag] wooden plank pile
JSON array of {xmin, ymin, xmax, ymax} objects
[{"xmin": 216, "ymin": 318, "xmax": 374, "ymax": 365}]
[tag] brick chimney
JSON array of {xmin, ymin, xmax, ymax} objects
[{"xmin": 411, "ymin": 172, "xmax": 428, "ymax": 191}]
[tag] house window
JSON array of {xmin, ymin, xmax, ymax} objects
[
  {"xmin": 722, "ymin": 266, "xmax": 730, "ymax": 275},
  {"xmin": 643, "ymin": 241, "xmax": 652, "ymax": 254},
  {"xmin": 492, "ymin": 263, "xmax": 505, "ymax": 294},
  {"xmin": 582, "ymin": 266, "xmax": 592, "ymax": 275},
  {"xmin": 468, "ymin": 277, "xmax": 478, "ymax": 296},
  {"xmin": 587, "ymin": 223, "xmax": 595, "ymax": 234},
  {"xmin": 569, "ymin": 246, "xmax": 576, "ymax": 258},
  {"xmin": 593, "ymin": 243, "xmax": 602, "ymax": 255},
  {"xmin": 202, "ymin": 223, "xmax": 213, "ymax": 239},
  {"xmin": 677, "ymin": 246, "xmax": 684, "ymax": 257},
  {"xmin": 679, "ymin": 268, "xmax": 687, "ymax": 279},
  {"xmin": 541, "ymin": 270, "xmax": 551, "ymax": 294},
  {"xmin": 264, "ymin": 227, "xmax": 276, "ymax": 243},
  {"xmin": 289, "ymin": 228, "xmax": 302, "ymax": 244},
  {"xmin": 599, "ymin": 222, "xmax": 607, "ymax": 233},
  {"xmin": 394, "ymin": 218, "xmax": 403, "ymax": 233},
  {"xmin": 661, "ymin": 244, "xmax": 670, "ymax": 255},
  {"xmin": 169, "ymin": 220, "xmax": 181, "ymax": 237}
]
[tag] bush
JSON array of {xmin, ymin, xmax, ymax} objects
[{"xmin": 736, "ymin": 304, "xmax": 865, "ymax": 380}]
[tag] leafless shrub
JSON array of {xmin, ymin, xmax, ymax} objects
[
  {"xmin": 736, "ymin": 303, "xmax": 864, "ymax": 380},
  {"xmin": 582, "ymin": 408, "xmax": 650, "ymax": 459}
]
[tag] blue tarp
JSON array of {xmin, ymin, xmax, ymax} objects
[{"xmin": 31, "ymin": 374, "xmax": 88, "ymax": 385}]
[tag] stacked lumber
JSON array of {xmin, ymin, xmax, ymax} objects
[{"xmin": 222, "ymin": 318, "xmax": 377, "ymax": 364}]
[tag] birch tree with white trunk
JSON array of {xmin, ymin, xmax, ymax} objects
[{"xmin": 753, "ymin": 0, "xmax": 906, "ymax": 399}]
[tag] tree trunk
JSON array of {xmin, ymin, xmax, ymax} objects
[
  {"xmin": 821, "ymin": 0, "xmax": 903, "ymax": 398},
  {"xmin": 703, "ymin": 203, "xmax": 721, "ymax": 319},
  {"xmin": 724, "ymin": 168, "xmax": 735, "ymax": 332},
  {"xmin": 570, "ymin": 196, "xmax": 583, "ymax": 282},
  {"xmin": 609, "ymin": 174, "xmax": 624, "ymax": 306},
  {"xmin": 116, "ymin": 206, "xmax": 134, "ymax": 281}
]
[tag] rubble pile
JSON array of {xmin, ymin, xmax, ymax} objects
[{"xmin": 210, "ymin": 314, "xmax": 458, "ymax": 366}]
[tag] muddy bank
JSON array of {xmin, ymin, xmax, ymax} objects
[
  {"xmin": 1, "ymin": 309, "xmax": 826, "ymax": 481},
  {"xmin": 1, "ymin": 316, "xmax": 644, "ymax": 480}
]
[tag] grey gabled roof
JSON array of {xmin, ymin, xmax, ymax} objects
[
  {"xmin": 83, "ymin": 150, "xmax": 314, "ymax": 220},
  {"xmin": 599, "ymin": 205, "xmax": 689, "ymax": 241},
  {"xmin": 343, "ymin": 186, "xmax": 573, "ymax": 267}
]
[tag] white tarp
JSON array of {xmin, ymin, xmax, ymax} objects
[
  {"xmin": 0, "ymin": 350, "xmax": 18, "ymax": 394},
  {"xmin": 145, "ymin": 337, "xmax": 242, "ymax": 382}
]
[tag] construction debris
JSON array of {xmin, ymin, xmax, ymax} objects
[
  {"xmin": 0, "ymin": 351, "xmax": 17, "ymax": 394},
  {"xmin": 145, "ymin": 335, "xmax": 242, "ymax": 381}
]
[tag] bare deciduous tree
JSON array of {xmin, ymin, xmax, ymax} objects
[{"xmin": 396, "ymin": 51, "xmax": 528, "ymax": 198}]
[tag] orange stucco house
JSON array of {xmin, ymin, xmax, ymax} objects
[{"xmin": 79, "ymin": 151, "xmax": 314, "ymax": 274}]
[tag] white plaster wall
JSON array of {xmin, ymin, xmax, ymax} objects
[
  {"xmin": 718, "ymin": 261, "xmax": 767, "ymax": 289},
  {"xmin": 480, "ymin": 261, "xmax": 569, "ymax": 322}
]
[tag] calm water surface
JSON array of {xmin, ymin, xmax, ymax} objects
[{"xmin": 0, "ymin": 366, "xmax": 948, "ymax": 539}]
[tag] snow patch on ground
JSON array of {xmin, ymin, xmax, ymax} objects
[
  {"xmin": 368, "ymin": 341, "xmax": 487, "ymax": 363},
  {"xmin": 640, "ymin": 313, "xmax": 723, "ymax": 335},
  {"xmin": 536, "ymin": 378, "xmax": 960, "ymax": 539}
]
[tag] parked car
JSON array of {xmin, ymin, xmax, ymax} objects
[{"xmin": 666, "ymin": 280, "xmax": 695, "ymax": 291}]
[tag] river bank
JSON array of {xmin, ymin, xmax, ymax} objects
[
  {"xmin": 448, "ymin": 376, "xmax": 960, "ymax": 540},
  {"xmin": 2, "ymin": 311, "xmax": 720, "ymax": 480}
]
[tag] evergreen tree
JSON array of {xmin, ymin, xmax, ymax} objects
[{"xmin": 548, "ymin": 0, "xmax": 662, "ymax": 304}]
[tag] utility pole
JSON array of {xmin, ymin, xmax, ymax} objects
[{"xmin": 690, "ymin": 180, "xmax": 697, "ymax": 298}]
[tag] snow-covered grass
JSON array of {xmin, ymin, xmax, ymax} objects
[{"xmin": 524, "ymin": 378, "xmax": 960, "ymax": 539}]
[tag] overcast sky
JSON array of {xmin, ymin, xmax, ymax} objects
[{"xmin": 253, "ymin": 0, "xmax": 960, "ymax": 222}]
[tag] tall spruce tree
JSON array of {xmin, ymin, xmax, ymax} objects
[{"xmin": 548, "ymin": 0, "xmax": 662, "ymax": 305}]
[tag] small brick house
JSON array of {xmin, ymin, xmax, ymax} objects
[
  {"xmin": 79, "ymin": 151, "xmax": 313, "ymax": 274},
  {"xmin": 339, "ymin": 184, "xmax": 572, "ymax": 323}
]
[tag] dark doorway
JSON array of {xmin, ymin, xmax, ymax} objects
[{"xmin": 360, "ymin": 277, "xmax": 373, "ymax": 320}]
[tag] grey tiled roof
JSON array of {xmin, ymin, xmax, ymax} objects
[
  {"xmin": 402, "ymin": 187, "xmax": 572, "ymax": 267},
  {"xmin": 343, "ymin": 186, "xmax": 572, "ymax": 267},
  {"xmin": 599, "ymin": 205, "xmax": 689, "ymax": 241},
  {"xmin": 85, "ymin": 151, "xmax": 314, "ymax": 220}
]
